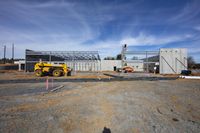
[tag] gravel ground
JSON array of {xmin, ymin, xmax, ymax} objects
[
  {"xmin": 0, "ymin": 71, "xmax": 110, "ymax": 80},
  {"xmin": 0, "ymin": 79, "xmax": 200, "ymax": 133}
]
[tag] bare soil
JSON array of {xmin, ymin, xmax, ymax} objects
[
  {"xmin": 0, "ymin": 71, "xmax": 111, "ymax": 80},
  {"xmin": 0, "ymin": 79, "xmax": 200, "ymax": 133}
]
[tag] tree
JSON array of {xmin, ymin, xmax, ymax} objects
[
  {"xmin": 131, "ymin": 56, "xmax": 138, "ymax": 60},
  {"xmin": 104, "ymin": 57, "xmax": 115, "ymax": 60},
  {"xmin": 116, "ymin": 54, "xmax": 122, "ymax": 60},
  {"xmin": 187, "ymin": 56, "xmax": 195, "ymax": 69}
]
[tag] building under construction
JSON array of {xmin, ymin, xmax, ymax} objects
[
  {"xmin": 25, "ymin": 49, "xmax": 101, "ymax": 72},
  {"xmin": 24, "ymin": 45, "xmax": 188, "ymax": 74}
]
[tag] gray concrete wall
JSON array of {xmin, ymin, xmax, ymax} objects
[
  {"xmin": 159, "ymin": 48, "xmax": 187, "ymax": 74},
  {"xmin": 0, "ymin": 64, "xmax": 18, "ymax": 70},
  {"xmin": 101, "ymin": 60, "xmax": 121, "ymax": 71},
  {"xmin": 52, "ymin": 61, "xmax": 101, "ymax": 71},
  {"xmin": 101, "ymin": 60, "xmax": 144, "ymax": 71},
  {"xmin": 127, "ymin": 62, "xmax": 144, "ymax": 72},
  {"xmin": 23, "ymin": 60, "xmax": 144, "ymax": 72},
  {"xmin": 48, "ymin": 60, "xmax": 122, "ymax": 71}
]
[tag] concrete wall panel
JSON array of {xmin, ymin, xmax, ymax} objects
[
  {"xmin": 160, "ymin": 48, "xmax": 187, "ymax": 74},
  {"xmin": 101, "ymin": 60, "xmax": 121, "ymax": 71}
]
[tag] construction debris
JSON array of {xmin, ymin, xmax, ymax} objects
[{"xmin": 50, "ymin": 85, "xmax": 64, "ymax": 92}]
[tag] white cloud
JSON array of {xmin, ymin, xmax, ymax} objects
[
  {"xmin": 83, "ymin": 32, "xmax": 194, "ymax": 58},
  {"xmin": 0, "ymin": 0, "xmax": 199, "ymax": 62},
  {"xmin": 194, "ymin": 26, "xmax": 200, "ymax": 31},
  {"xmin": 169, "ymin": 0, "xmax": 200, "ymax": 23},
  {"xmin": 120, "ymin": 33, "xmax": 193, "ymax": 46}
]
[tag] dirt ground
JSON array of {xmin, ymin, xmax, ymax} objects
[
  {"xmin": 0, "ymin": 79, "xmax": 200, "ymax": 133},
  {"xmin": 0, "ymin": 71, "xmax": 111, "ymax": 80}
]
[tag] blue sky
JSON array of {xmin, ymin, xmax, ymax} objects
[{"xmin": 0, "ymin": 0, "xmax": 200, "ymax": 62}]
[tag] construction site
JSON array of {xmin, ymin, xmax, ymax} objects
[
  {"xmin": 1, "ymin": 0, "xmax": 200, "ymax": 132},
  {"xmin": 0, "ymin": 44, "xmax": 200, "ymax": 133}
]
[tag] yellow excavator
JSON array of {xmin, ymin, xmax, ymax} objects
[{"xmin": 34, "ymin": 62, "xmax": 72, "ymax": 77}]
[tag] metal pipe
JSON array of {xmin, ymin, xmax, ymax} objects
[
  {"xmin": 12, "ymin": 44, "xmax": 14, "ymax": 63},
  {"xmin": 3, "ymin": 45, "xmax": 6, "ymax": 64},
  {"xmin": 179, "ymin": 76, "xmax": 200, "ymax": 79}
]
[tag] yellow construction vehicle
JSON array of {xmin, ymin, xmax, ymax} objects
[{"xmin": 34, "ymin": 62, "xmax": 71, "ymax": 77}]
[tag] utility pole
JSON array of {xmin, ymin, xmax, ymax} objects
[
  {"xmin": 12, "ymin": 43, "xmax": 14, "ymax": 63},
  {"xmin": 146, "ymin": 51, "xmax": 148, "ymax": 73},
  {"xmin": 121, "ymin": 44, "xmax": 127, "ymax": 67},
  {"xmin": 3, "ymin": 45, "xmax": 6, "ymax": 64}
]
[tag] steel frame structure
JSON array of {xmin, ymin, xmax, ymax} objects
[
  {"xmin": 121, "ymin": 45, "xmax": 159, "ymax": 72},
  {"xmin": 25, "ymin": 49, "xmax": 101, "ymax": 72}
]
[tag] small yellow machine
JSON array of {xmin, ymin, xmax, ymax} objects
[{"xmin": 34, "ymin": 62, "xmax": 71, "ymax": 77}]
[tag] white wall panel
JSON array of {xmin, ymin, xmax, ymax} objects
[{"xmin": 159, "ymin": 48, "xmax": 187, "ymax": 74}]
